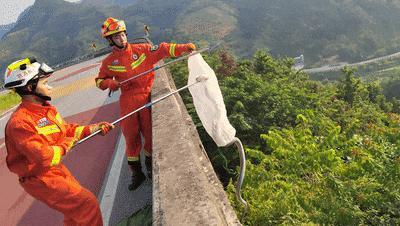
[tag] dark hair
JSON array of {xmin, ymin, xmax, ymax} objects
[{"xmin": 14, "ymin": 78, "xmax": 39, "ymax": 97}]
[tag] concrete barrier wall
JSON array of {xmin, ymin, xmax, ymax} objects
[{"xmin": 152, "ymin": 66, "xmax": 241, "ymax": 226}]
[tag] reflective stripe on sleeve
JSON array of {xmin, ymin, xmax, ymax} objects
[
  {"xmin": 50, "ymin": 146, "xmax": 63, "ymax": 166},
  {"xmin": 131, "ymin": 54, "xmax": 146, "ymax": 69},
  {"xmin": 169, "ymin": 43, "xmax": 177, "ymax": 57},
  {"xmin": 74, "ymin": 126, "xmax": 85, "ymax": 140},
  {"xmin": 55, "ymin": 113, "xmax": 63, "ymax": 125}
]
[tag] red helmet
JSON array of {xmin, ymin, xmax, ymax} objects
[{"xmin": 101, "ymin": 17, "xmax": 126, "ymax": 38}]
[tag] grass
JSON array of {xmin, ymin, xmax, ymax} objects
[
  {"xmin": 0, "ymin": 91, "xmax": 21, "ymax": 115},
  {"xmin": 116, "ymin": 205, "xmax": 152, "ymax": 226}
]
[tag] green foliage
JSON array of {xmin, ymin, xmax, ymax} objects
[
  {"xmin": 309, "ymin": 56, "xmax": 400, "ymax": 114},
  {"xmin": 171, "ymin": 49, "xmax": 400, "ymax": 225},
  {"xmin": 0, "ymin": 91, "xmax": 21, "ymax": 114},
  {"xmin": 116, "ymin": 205, "xmax": 152, "ymax": 226},
  {"xmin": 382, "ymin": 78, "xmax": 400, "ymax": 100},
  {"xmin": 337, "ymin": 67, "xmax": 362, "ymax": 106},
  {"xmin": 229, "ymin": 111, "xmax": 400, "ymax": 225}
]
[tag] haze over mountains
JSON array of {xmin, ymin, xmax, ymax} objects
[{"xmin": 0, "ymin": 23, "xmax": 16, "ymax": 40}]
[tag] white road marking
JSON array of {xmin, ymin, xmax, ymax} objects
[
  {"xmin": 0, "ymin": 105, "xmax": 18, "ymax": 121},
  {"xmin": 99, "ymin": 133, "xmax": 126, "ymax": 225}
]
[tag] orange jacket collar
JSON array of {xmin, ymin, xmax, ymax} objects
[
  {"xmin": 112, "ymin": 43, "xmax": 131, "ymax": 56},
  {"xmin": 19, "ymin": 99, "xmax": 54, "ymax": 114}
]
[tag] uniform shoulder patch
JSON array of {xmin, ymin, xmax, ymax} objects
[
  {"xmin": 150, "ymin": 45, "xmax": 159, "ymax": 52},
  {"xmin": 37, "ymin": 117, "xmax": 51, "ymax": 127}
]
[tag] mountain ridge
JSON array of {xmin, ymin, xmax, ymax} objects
[{"xmin": 2, "ymin": 0, "xmax": 400, "ymax": 76}]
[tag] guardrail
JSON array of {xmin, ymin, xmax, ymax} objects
[
  {"xmin": 304, "ymin": 50, "xmax": 400, "ymax": 73},
  {"xmin": 0, "ymin": 37, "xmax": 150, "ymax": 91},
  {"xmin": 52, "ymin": 38, "xmax": 150, "ymax": 70},
  {"xmin": 52, "ymin": 47, "xmax": 112, "ymax": 70}
]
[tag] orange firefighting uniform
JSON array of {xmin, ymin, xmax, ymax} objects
[
  {"xmin": 5, "ymin": 100, "xmax": 103, "ymax": 226},
  {"xmin": 96, "ymin": 42, "xmax": 192, "ymax": 162}
]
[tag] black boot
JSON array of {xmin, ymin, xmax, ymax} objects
[
  {"xmin": 145, "ymin": 156, "xmax": 152, "ymax": 179},
  {"xmin": 128, "ymin": 161, "xmax": 145, "ymax": 191}
]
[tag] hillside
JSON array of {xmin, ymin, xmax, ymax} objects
[
  {"xmin": 0, "ymin": 0, "xmax": 111, "ymax": 73},
  {"xmin": 82, "ymin": 0, "xmax": 137, "ymax": 6},
  {"xmin": 3, "ymin": 0, "xmax": 400, "ymax": 76},
  {"xmin": 227, "ymin": 0, "xmax": 400, "ymax": 66},
  {"xmin": 156, "ymin": 0, "xmax": 400, "ymax": 66},
  {"xmin": 0, "ymin": 23, "xmax": 16, "ymax": 40}
]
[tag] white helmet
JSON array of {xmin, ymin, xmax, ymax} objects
[{"xmin": 4, "ymin": 58, "xmax": 54, "ymax": 89}]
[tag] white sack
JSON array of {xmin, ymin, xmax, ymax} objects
[{"xmin": 188, "ymin": 54, "xmax": 236, "ymax": 147}]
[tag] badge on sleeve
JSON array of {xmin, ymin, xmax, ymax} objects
[
  {"xmin": 37, "ymin": 117, "xmax": 51, "ymax": 127},
  {"xmin": 150, "ymin": 45, "xmax": 159, "ymax": 52}
]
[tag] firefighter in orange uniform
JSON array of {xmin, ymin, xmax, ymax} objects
[
  {"xmin": 96, "ymin": 17, "xmax": 196, "ymax": 190},
  {"xmin": 4, "ymin": 58, "xmax": 114, "ymax": 226}
]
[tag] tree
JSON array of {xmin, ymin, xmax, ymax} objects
[
  {"xmin": 337, "ymin": 66, "xmax": 360, "ymax": 106},
  {"xmin": 171, "ymin": 50, "xmax": 400, "ymax": 225}
]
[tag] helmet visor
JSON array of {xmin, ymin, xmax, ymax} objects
[
  {"xmin": 31, "ymin": 63, "xmax": 54, "ymax": 81},
  {"xmin": 39, "ymin": 63, "xmax": 54, "ymax": 76}
]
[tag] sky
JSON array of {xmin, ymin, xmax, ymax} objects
[{"xmin": 0, "ymin": 0, "xmax": 80, "ymax": 25}]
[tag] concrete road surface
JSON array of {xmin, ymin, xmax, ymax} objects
[{"xmin": 0, "ymin": 55, "xmax": 151, "ymax": 226}]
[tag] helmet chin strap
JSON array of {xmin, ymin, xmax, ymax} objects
[
  {"xmin": 30, "ymin": 79, "xmax": 52, "ymax": 101},
  {"xmin": 18, "ymin": 86, "xmax": 52, "ymax": 102},
  {"xmin": 34, "ymin": 92, "xmax": 52, "ymax": 101}
]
